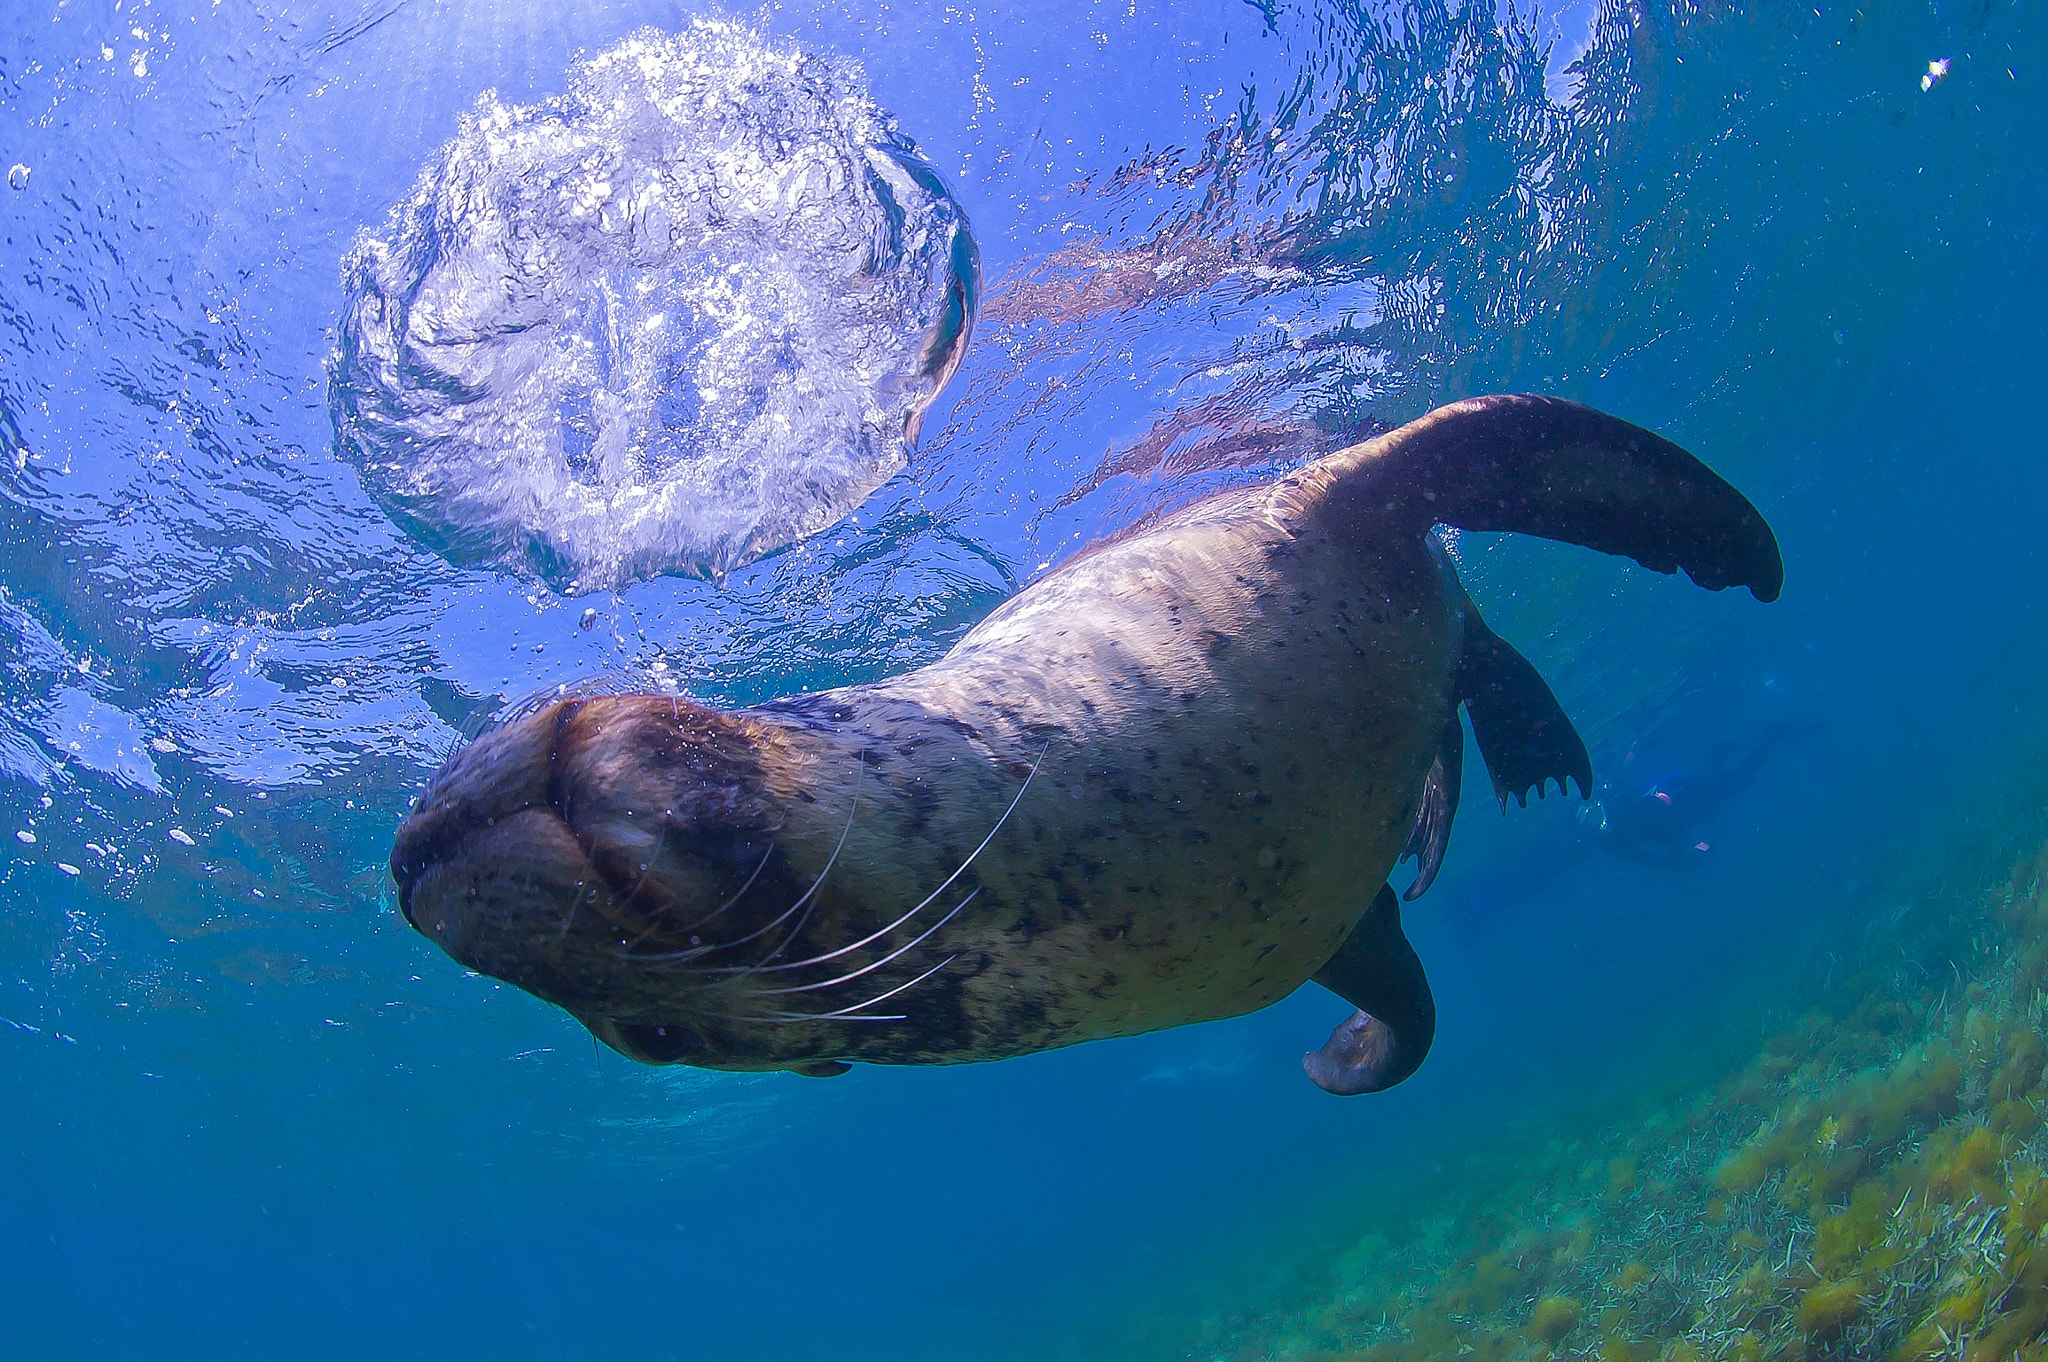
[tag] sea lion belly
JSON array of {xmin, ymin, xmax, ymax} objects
[{"xmin": 749, "ymin": 490, "xmax": 1461, "ymax": 1059}]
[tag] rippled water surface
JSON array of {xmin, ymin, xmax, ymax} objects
[{"xmin": 3, "ymin": 2, "xmax": 2045, "ymax": 1358}]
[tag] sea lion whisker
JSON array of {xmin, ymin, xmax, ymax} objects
[
  {"xmin": 558, "ymin": 871, "xmax": 603, "ymax": 942},
  {"xmin": 695, "ymin": 879, "xmax": 935, "ymax": 978},
  {"xmin": 674, "ymin": 759, "xmax": 864, "ymax": 964},
  {"xmin": 815, "ymin": 951, "xmax": 960, "ymax": 1018},
  {"xmin": 744, "ymin": 888, "xmax": 977, "ymax": 998},
  {"xmin": 755, "ymin": 758, "xmax": 865, "ymax": 967},
  {"xmin": 617, "ymin": 842, "xmax": 778, "ymax": 962},
  {"xmin": 708, "ymin": 742, "xmax": 1045, "ymax": 978},
  {"xmin": 746, "ymin": 951, "xmax": 959, "ymax": 1023},
  {"xmin": 735, "ymin": 1012, "xmax": 908, "ymax": 1024},
  {"xmin": 615, "ymin": 815, "xmax": 683, "ymax": 950}
]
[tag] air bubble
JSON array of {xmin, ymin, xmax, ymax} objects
[{"xmin": 329, "ymin": 21, "xmax": 979, "ymax": 591}]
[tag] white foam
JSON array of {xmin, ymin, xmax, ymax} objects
[{"xmin": 330, "ymin": 21, "xmax": 978, "ymax": 590}]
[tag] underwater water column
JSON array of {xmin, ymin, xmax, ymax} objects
[{"xmin": 0, "ymin": 0, "xmax": 2044, "ymax": 1359}]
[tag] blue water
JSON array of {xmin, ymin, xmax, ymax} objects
[{"xmin": 2, "ymin": 1, "xmax": 2044, "ymax": 1358}]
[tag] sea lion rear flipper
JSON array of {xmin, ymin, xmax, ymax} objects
[
  {"xmin": 1303, "ymin": 885, "xmax": 1436, "ymax": 1095},
  {"xmin": 1457, "ymin": 605, "xmax": 1592, "ymax": 809},
  {"xmin": 1335, "ymin": 394, "xmax": 1783, "ymax": 602},
  {"xmin": 1399, "ymin": 716, "xmax": 1462, "ymax": 901}
]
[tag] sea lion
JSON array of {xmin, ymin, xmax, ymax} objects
[{"xmin": 390, "ymin": 395, "xmax": 1781, "ymax": 1094}]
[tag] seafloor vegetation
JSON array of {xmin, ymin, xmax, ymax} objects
[{"xmin": 1207, "ymin": 828, "xmax": 2048, "ymax": 1362}]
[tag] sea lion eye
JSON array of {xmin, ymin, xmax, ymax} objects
[{"xmin": 615, "ymin": 1021, "xmax": 698, "ymax": 1063}]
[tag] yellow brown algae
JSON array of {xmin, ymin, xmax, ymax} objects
[{"xmin": 1208, "ymin": 836, "xmax": 2048, "ymax": 1362}]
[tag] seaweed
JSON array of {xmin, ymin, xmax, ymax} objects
[{"xmin": 1203, "ymin": 833, "xmax": 2048, "ymax": 1361}]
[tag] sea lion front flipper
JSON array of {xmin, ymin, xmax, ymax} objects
[
  {"xmin": 1456, "ymin": 605, "xmax": 1592, "ymax": 809},
  {"xmin": 1303, "ymin": 885, "xmax": 1437, "ymax": 1095},
  {"xmin": 1330, "ymin": 393, "xmax": 1783, "ymax": 602},
  {"xmin": 1399, "ymin": 715, "xmax": 1463, "ymax": 901},
  {"xmin": 791, "ymin": 1060, "xmax": 852, "ymax": 1079}
]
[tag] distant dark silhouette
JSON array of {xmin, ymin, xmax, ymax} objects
[
  {"xmin": 1443, "ymin": 721, "xmax": 1820, "ymax": 936},
  {"xmin": 1583, "ymin": 721, "xmax": 1821, "ymax": 867}
]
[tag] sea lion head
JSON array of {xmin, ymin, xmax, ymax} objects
[{"xmin": 390, "ymin": 693, "xmax": 824, "ymax": 1069}]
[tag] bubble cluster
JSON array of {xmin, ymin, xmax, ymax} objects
[{"xmin": 329, "ymin": 21, "xmax": 978, "ymax": 590}]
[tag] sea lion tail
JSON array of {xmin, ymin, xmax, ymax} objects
[
  {"xmin": 1334, "ymin": 393, "xmax": 1783, "ymax": 602},
  {"xmin": 1304, "ymin": 884, "xmax": 1436, "ymax": 1095}
]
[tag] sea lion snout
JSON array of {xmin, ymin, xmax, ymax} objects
[
  {"xmin": 391, "ymin": 693, "xmax": 804, "ymax": 1020},
  {"xmin": 390, "ymin": 699, "xmax": 619, "ymax": 1004},
  {"xmin": 390, "ymin": 701, "xmax": 573, "ymax": 920}
]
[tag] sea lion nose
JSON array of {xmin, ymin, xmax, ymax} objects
[
  {"xmin": 393, "ymin": 875, "xmax": 417, "ymax": 926},
  {"xmin": 388, "ymin": 700, "xmax": 580, "ymax": 932},
  {"xmin": 400, "ymin": 805, "xmax": 621, "ymax": 1008},
  {"xmin": 388, "ymin": 840, "xmax": 424, "ymax": 928},
  {"xmin": 387, "ymin": 796, "xmax": 468, "ymax": 938}
]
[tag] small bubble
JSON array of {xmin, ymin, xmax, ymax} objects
[
  {"xmin": 579, "ymin": 607, "xmax": 599, "ymax": 630},
  {"xmin": 168, "ymin": 828, "xmax": 196, "ymax": 846},
  {"xmin": 15, "ymin": 829, "xmax": 35, "ymax": 844},
  {"xmin": 58, "ymin": 863, "xmax": 80, "ymax": 876},
  {"xmin": 6, "ymin": 164, "xmax": 28, "ymax": 191}
]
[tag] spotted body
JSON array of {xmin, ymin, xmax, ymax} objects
[{"xmin": 393, "ymin": 396, "xmax": 1782, "ymax": 1090}]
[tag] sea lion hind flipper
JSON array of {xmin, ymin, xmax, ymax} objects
[
  {"xmin": 1303, "ymin": 885, "xmax": 1436, "ymax": 1095},
  {"xmin": 1341, "ymin": 393, "xmax": 1783, "ymax": 602},
  {"xmin": 1399, "ymin": 715, "xmax": 1463, "ymax": 901},
  {"xmin": 1456, "ymin": 607, "xmax": 1592, "ymax": 809}
]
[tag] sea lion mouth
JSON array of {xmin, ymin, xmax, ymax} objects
[{"xmin": 603, "ymin": 1018, "xmax": 703, "ymax": 1063}]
